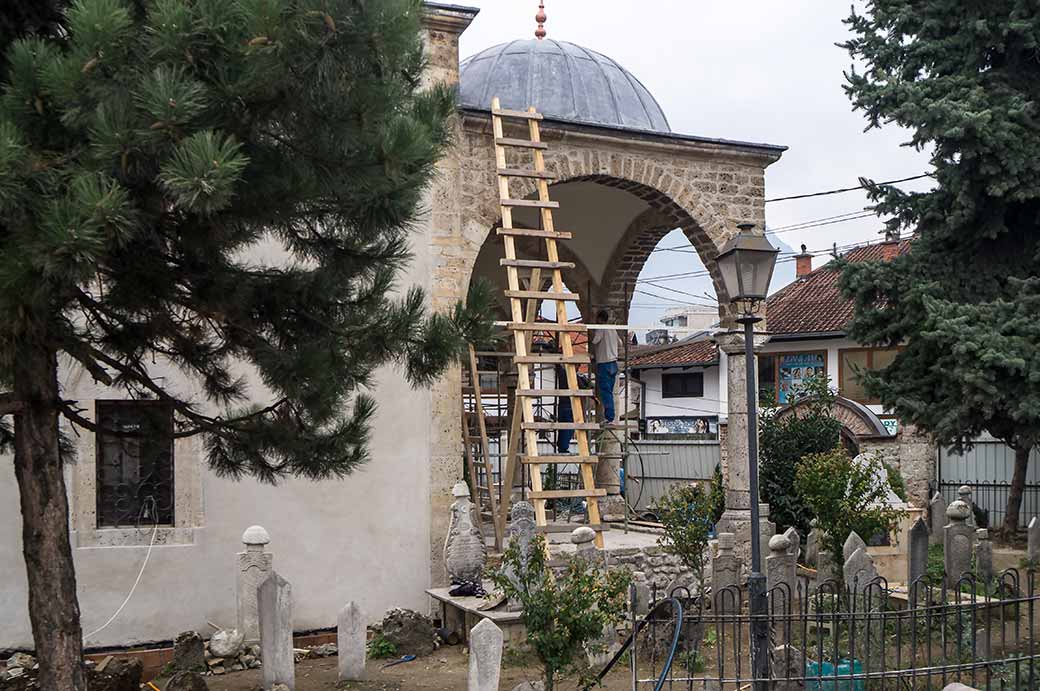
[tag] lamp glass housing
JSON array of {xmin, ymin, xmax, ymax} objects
[{"xmin": 717, "ymin": 232, "xmax": 779, "ymax": 309}]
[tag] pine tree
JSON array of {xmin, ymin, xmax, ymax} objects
[
  {"xmin": 839, "ymin": 1, "xmax": 1040, "ymax": 534},
  {"xmin": 0, "ymin": 1, "xmax": 492, "ymax": 688}
]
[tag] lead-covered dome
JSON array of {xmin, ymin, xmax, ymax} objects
[{"xmin": 459, "ymin": 39, "xmax": 671, "ymax": 133}]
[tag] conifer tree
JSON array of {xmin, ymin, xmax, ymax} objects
[
  {"xmin": 0, "ymin": 1, "xmax": 492, "ymax": 688},
  {"xmin": 840, "ymin": 1, "xmax": 1040, "ymax": 533}
]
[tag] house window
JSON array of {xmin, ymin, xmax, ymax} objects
[
  {"xmin": 96, "ymin": 401, "xmax": 175, "ymax": 528},
  {"xmin": 839, "ymin": 347, "xmax": 901, "ymax": 404},
  {"xmin": 758, "ymin": 354, "xmax": 777, "ymax": 404},
  {"xmin": 661, "ymin": 371, "xmax": 704, "ymax": 398}
]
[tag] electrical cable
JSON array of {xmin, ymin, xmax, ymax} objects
[
  {"xmin": 764, "ymin": 173, "xmax": 932, "ymax": 203},
  {"xmin": 82, "ymin": 497, "xmax": 159, "ymax": 641}
]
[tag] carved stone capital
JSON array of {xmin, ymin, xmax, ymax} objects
[{"xmin": 713, "ymin": 329, "xmax": 771, "ymax": 355}]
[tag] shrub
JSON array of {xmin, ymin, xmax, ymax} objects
[
  {"xmin": 367, "ymin": 634, "xmax": 396, "ymax": 659},
  {"xmin": 488, "ymin": 535, "xmax": 630, "ymax": 691},
  {"xmin": 759, "ymin": 376, "xmax": 843, "ymax": 536},
  {"xmin": 653, "ymin": 482, "xmax": 715, "ymax": 596},
  {"xmin": 794, "ymin": 448, "xmax": 904, "ymax": 583},
  {"xmin": 708, "ymin": 464, "xmax": 726, "ymax": 524}
]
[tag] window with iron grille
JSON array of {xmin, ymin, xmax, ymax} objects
[
  {"xmin": 95, "ymin": 400, "xmax": 175, "ymax": 528},
  {"xmin": 661, "ymin": 371, "xmax": 704, "ymax": 398}
]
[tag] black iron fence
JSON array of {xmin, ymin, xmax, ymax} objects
[
  {"xmin": 611, "ymin": 570, "xmax": 1040, "ymax": 690},
  {"xmin": 937, "ymin": 481, "xmax": 1040, "ymax": 531}
]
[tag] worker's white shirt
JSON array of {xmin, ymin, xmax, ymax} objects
[{"xmin": 591, "ymin": 328, "xmax": 620, "ymax": 364}]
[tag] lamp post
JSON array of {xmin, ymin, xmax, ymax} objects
[{"xmin": 716, "ymin": 223, "xmax": 778, "ymax": 691}]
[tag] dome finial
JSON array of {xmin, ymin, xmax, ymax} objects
[{"xmin": 535, "ymin": 2, "xmax": 547, "ymax": 40}]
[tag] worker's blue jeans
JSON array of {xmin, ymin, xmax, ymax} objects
[
  {"xmin": 556, "ymin": 396, "xmax": 573, "ymax": 453},
  {"xmin": 596, "ymin": 361, "xmax": 618, "ymax": 423}
]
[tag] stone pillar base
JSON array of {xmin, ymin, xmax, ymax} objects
[
  {"xmin": 598, "ymin": 494, "xmax": 626, "ymax": 523},
  {"xmin": 717, "ymin": 505, "xmax": 776, "ymax": 574}
]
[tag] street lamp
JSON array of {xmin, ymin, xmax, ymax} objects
[{"xmin": 716, "ymin": 222, "xmax": 778, "ymax": 691}]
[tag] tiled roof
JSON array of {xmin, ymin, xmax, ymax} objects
[
  {"xmin": 625, "ymin": 239, "xmax": 912, "ymax": 367},
  {"xmin": 628, "ymin": 338, "xmax": 718, "ymax": 369},
  {"xmin": 765, "ymin": 239, "xmax": 912, "ymax": 337}
]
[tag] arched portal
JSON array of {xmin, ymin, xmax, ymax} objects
[{"xmin": 773, "ymin": 396, "xmax": 894, "ymax": 456}]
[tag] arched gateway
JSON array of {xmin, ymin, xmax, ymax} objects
[{"xmin": 421, "ymin": 4, "xmax": 786, "ymax": 582}]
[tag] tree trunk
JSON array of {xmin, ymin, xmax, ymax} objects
[
  {"xmin": 1002, "ymin": 443, "xmax": 1032, "ymax": 535},
  {"xmin": 12, "ymin": 345, "xmax": 86, "ymax": 691}
]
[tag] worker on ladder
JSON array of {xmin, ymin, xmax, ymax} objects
[{"xmin": 591, "ymin": 308, "xmax": 621, "ymax": 424}]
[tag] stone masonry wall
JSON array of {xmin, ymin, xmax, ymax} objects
[
  {"xmin": 604, "ymin": 544, "xmax": 697, "ymax": 592},
  {"xmin": 860, "ymin": 424, "xmax": 936, "ymax": 508}
]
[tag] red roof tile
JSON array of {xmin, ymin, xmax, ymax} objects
[
  {"xmin": 764, "ymin": 239, "xmax": 911, "ymax": 337},
  {"xmin": 629, "ymin": 338, "xmax": 718, "ymax": 368}
]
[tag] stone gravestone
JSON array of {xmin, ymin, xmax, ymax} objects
[
  {"xmin": 712, "ymin": 533, "xmax": 741, "ymax": 614},
  {"xmin": 843, "ymin": 531, "xmax": 867, "ymax": 564},
  {"xmin": 444, "ymin": 482, "xmax": 487, "ymax": 586},
  {"xmin": 165, "ymin": 671, "xmax": 208, "ymax": 691},
  {"xmin": 975, "ymin": 529, "xmax": 994, "ymax": 585},
  {"xmin": 237, "ymin": 525, "xmax": 274, "ymax": 645},
  {"xmin": 766, "ymin": 534, "xmax": 796, "ymax": 597},
  {"xmin": 783, "ymin": 527, "xmax": 801, "ymax": 563},
  {"xmin": 1028, "ymin": 517, "xmax": 1040, "ymax": 564},
  {"xmin": 503, "ymin": 501, "xmax": 537, "ymax": 612},
  {"xmin": 844, "ymin": 547, "xmax": 879, "ymax": 595},
  {"xmin": 959, "ymin": 486, "xmax": 976, "ymax": 528},
  {"xmin": 172, "ymin": 631, "xmax": 205, "ymax": 672},
  {"xmin": 908, "ymin": 517, "xmax": 929, "ymax": 585},
  {"xmin": 805, "ymin": 522, "xmax": 819, "ymax": 567},
  {"xmin": 337, "ymin": 601, "xmax": 365, "ymax": 682},
  {"xmin": 929, "ymin": 493, "xmax": 948, "ymax": 546},
  {"xmin": 258, "ymin": 572, "xmax": 295, "ymax": 691},
  {"xmin": 943, "ymin": 500, "xmax": 974, "ymax": 588},
  {"xmin": 468, "ymin": 619, "xmax": 503, "ymax": 691}
]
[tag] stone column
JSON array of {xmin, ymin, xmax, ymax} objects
[
  {"xmin": 596, "ymin": 430, "xmax": 625, "ymax": 521},
  {"xmin": 715, "ymin": 330, "xmax": 774, "ymax": 571},
  {"xmin": 237, "ymin": 525, "xmax": 274, "ymax": 645}
]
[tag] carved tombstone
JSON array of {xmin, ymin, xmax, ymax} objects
[
  {"xmin": 958, "ymin": 485, "xmax": 976, "ymax": 528},
  {"xmin": 502, "ymin": 501, "xmax": 537, "ymax": 612},
  {"xmin": 929, "ymin": 493, "xmax": 948, "ymax": 546},
  {"xmin": 908, "ymin": 517, "xmax": 929, "ymax": 585},
  {"xmin": 783, "ymin": 526, "xmax": 801, "ymax": 564},
  {"xmin": 766, "ymin": 534, "xmax": 796, "ymax": 596},
  {"xmin": 468, "ymin": 619, "xmax": 503, "ymax": 691},
  {"xmin": 258, "ymin": 572, "xmax": 294, "ymax": 691},
  {"xmin": 712, "ymin": 533, "xmax": 742, "ymax": 613},
  {"xmin": 237, "ymin": 525, "xmax": 274, "ymax": 645},
  {"xmin": 943, "ymin": 500, "xmax": 974, "ymax": 588},
  {"xmin": 444, "ymin": 482, "xmax": 487, "ymax": 585},
  {"xmin": 805, "ymin": 521, "xmax": 819, "ymax": 567},
  {"xmin": 844, "ymin": 547, "xmax": 879, "ymax": 594},
  {"xmin": 843, "ymin": 531, "xmax": 867, "ymax": 564},
  {"xmin": 975, "ymin": 529, "xmax": 994, "ymax": 585}
]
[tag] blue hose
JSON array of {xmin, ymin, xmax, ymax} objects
[{"xmin": 593, "ymin": 596, "xmax": 684, "ymax": 691}]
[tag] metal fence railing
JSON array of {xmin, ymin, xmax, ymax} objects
[
  {"xmin": 939, "ymin": 442, "xmax": 1040, "ymax": 529},
  {"xmin": 611, "ymin": 569, "xmax": 1040, "ymax": 690}
]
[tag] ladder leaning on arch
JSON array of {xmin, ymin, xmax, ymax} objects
[{"xmin": 489, "ymin": 96, "xmax": 605, "ymax": 549}]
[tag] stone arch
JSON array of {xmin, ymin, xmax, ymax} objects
[{"xmin": 774, "ymin": 396, "xmax": 892, "ymax": 451}]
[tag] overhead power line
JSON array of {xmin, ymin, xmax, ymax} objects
[{"xmin": 764, "ymin": 173, "xmax": 932, "ymax": 204}]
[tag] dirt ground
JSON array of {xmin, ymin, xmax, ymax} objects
[{"xmin": 200, "ymin": 646, "xmax": 634, "ymax": 691}]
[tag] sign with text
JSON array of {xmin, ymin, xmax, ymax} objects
[{"xmin": 778, "ymin": 352, "xmax": 826, "ymax": 405}]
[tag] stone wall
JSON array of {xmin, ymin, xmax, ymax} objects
[
  {"xmin": 860, "ymin": 424, "xmax": 936, "ymax": 508},
  {"xmin": 604, "ymin": 544, "xmax": 697, "ymax": 592}
]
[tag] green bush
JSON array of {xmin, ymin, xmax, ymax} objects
[
  {"xmin": 795, "ymin": 448, "xmax": 904, "ymax": 583},
  {"xmin": 367, "ymin": 634, "xmax": 396, "ymax": 659},
  {"xmin": 759, "ymin": 376, "xmax": 843, "ymax": 536},
  {"xmin": 653, "ymin": 482, "xmax": 715, "ymax": 596},
  {"xmin": 488, "ymin": 535, "xmax": 630, "ymax": 691},
  {"xmin": 708, "ymin": 464, "xmax": 726, "ymax": 524}
]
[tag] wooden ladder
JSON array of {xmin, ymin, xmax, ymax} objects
[
  {"xmin": 491, "ymin": 97, "xmax": 605, "ymax": 548},
  {"xmin": 460, "ymin": 344, "xmax": 504, "ymax": 551}
]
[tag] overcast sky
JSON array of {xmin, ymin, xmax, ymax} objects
[{"xmin": 454, "ymin": 0, "xmax": 933, "ymax": 331}]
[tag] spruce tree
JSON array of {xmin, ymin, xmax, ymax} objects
[
  {"xmin": 840, "ymin": 1, "xmax": 1040, "ymax": 533},
  {"xmin": 0, "ymin": 1, "xmax": 492, "ymax": 688}
]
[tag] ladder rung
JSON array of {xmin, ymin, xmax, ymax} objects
[
  {"xmin": 505, "ymin": 290, "xmax": 580, "ymax": 301},
  {"xmin": 474, "ymin": 351, "xmax": 515, "ymax": 357},
  {"xmin": 508, "ymin": 323, "xmax": 587, "ymax": 333},
  {"xmin": 529, "ymin": 489, "xmax": 607, "ymax": 500},
  {"xmin": 522, "ymin": 422, "xmax": 600, "ymax": 431},
  {"xmin": 495, "ymin": 137, "xmax": 548, "ymax": 150},
  {"xmin": 496, "ymin": 227, "xmax": 572, "ymax": 240},
  {"xmin": 516, "ymin": 389, "xmax": 593, "ymax": 397},
  {"xmin": 514, "ymin": 354, "xmax": 590, "ymax": 364},
  {"xmin": 500, "ymin": 259, "xmax": 575, "ymax": 270},
  {"xmin": 522, "ymin": 455, "xmax": 598, "ymax": 464},
  {"xmin": 492, "ymin": 108, "xmax": 544, "ymax": 121},
  {"xmin": 537, "ymin": 524, "xmax": 608, "ymax": 534},
  {"xmin": 500, "ymin": 199, "xmax": 560, "ymax": 209},
  {"xmin": 496, "ymin": 168, "xmax": 556, "ymax": 180}
]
